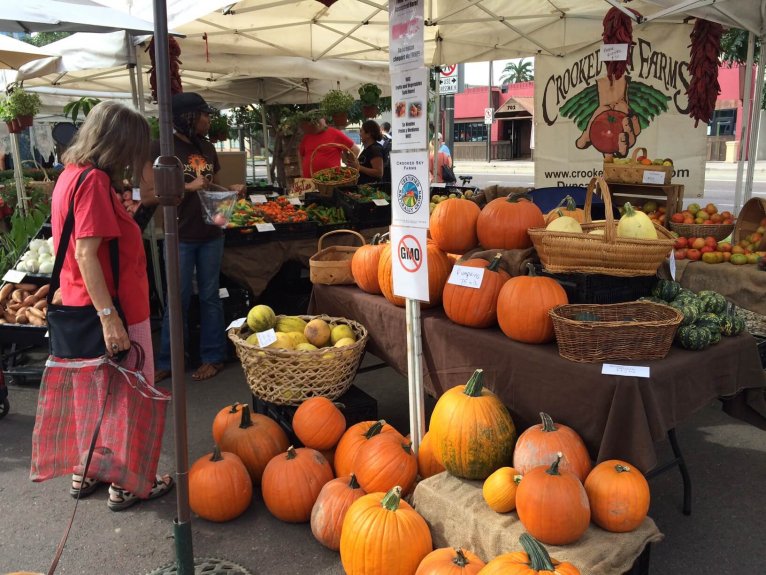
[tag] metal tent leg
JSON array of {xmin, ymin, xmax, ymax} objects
[{"xmin": 646, "ymin": 428, "xmax": 692, "ymax": 516}]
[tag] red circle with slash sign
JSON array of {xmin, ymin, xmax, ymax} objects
[
  {"xmin": 441, "ymin": 65, "xmax": 456, "ymax": 76},
  {"xmin": 397, "ymin": 235, "xmax": 423, "ymax": 272}
]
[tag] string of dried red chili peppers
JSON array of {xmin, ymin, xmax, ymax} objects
[
  {"xmin": 687, "ymin": 19, "xmax": 723, "ymax": 127},
  {"xmin": 602, "ymin": 7, "xmax": 641, "ymax": 83},
  {"xmin": 146, "ymin": 36, "xmax": 183, "ymax": 100}
]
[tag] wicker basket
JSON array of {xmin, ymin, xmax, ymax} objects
[
  {"xmin": 528, "ymin": 177, "xmax": 675, "ymax": 277},
  {"xmin": 669, "ymin": 222, "xmax": 734, "ymax": 241},
  {"xmin": 311, "ymin": 142, "xmax": 359, "ymax": 198},
  {"xmin": 228, "ymin": 314, "xmax": 368, "ymax": 405},
  {"xmin": 550, "ymin": 302, "xmax": 683, "ymax": 363},
  {"xmin": 603, "ymin": 147, "xmax": 672, "ymax": 185},
  {"xmin": 733, "ymin": 197, "xmax": 766, "ymax": 250},
  {"xmin": 309, "ymin": 229, "xmax": 365, "ymax": 285}
]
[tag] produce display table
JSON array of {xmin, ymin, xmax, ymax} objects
[
  {"xmin": 412, "ymin": 472, "xmax": 661, "ymax": 575},
  {"xmin": 309, "ymin": 285, "xmax": 766, "ymax": 473}
]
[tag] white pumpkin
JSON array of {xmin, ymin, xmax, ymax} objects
[
  {"xmin": 546, "ymin": 212, "xmax": 583, "ymax": 234},
  {"xmin": 617, "ymin": 203, "xmax": 658, "ymax": 239}
]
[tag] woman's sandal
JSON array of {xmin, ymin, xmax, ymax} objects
[
  {"xmin": 70, "ymin": 474, "xmax": 103, "ymax": 499},
  {"xmin": 191, "ymin": 363, "xmax": 224, "ymax": 381},
  {"xmin": 107, "ymin": 474, "xmax": 175, "ymax": 512}
]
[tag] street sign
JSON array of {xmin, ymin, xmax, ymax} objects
[
  {"xmin": 484, "ymin": 107, "xmax": 494, "ymax": 125},
  {"xmin": 390, "ymin": 225, "xmax": 430, "ymax": 302},
  {"xmin": 439, "ymin": 65, "xmax": 458, "ymax": 94}
]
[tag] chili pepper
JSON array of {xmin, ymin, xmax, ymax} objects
[
  {"xmin": 687, "ymin": 19, "xmax": 723, "ymax": 127},
  {"xmin": 602, "ymin": 7, "xmax": 642, "ymax": 83}
]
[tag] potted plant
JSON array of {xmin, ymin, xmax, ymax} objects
[
  {"xmin": 321, "ymin": 89, "xmax": 355, "ymax": 128},
  {"xmin": 208, "ymin": 111, "xmax": 230, "ymax": 143},
  {"xmin": 63, "ymin": 96, "xmax": 101, "ymax": 125},
  {"xmin": 2, "ymin": 86, "xmax": 42, "ymax": 132},
  {"xmin": 358, "ymin": 83, "xmax": 382, "ymax": 119}
]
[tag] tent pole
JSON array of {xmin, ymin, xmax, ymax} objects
[
  {"xmin": 135, "ymin": 44, "xmax": 147, "ymax": 114},
  {"xmin": 413, "ymin": 297, "xmax": 425, "ymax": 449},
  {"xmin": 405, "ymin": 298, "xmax": 424, "ymax": 452},
  {"xmin": 734, "ymin": 32, "xmax": 755, "ymax": 214},
  {"xmin": 432, "ymin": 67, "xmax": 441, "ymax": 180},
  {"xmin": 744, "ymin": 35, "xmax": 766, "ymax": 204},
  {"xmin": 10, "ymin": 133, "xmax": 28, "ymax": 217},
  {"xmin": 260, "ymin": 100, "xmax": 272, "ymax": 184}
]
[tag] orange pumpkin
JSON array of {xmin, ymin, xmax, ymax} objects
[
  {"xmin": 584, "ymin": 460, "xmax": 650, "ymax": 533},
  {"xmin": 415, "ymin": 547, "xmax": 486, "ymax": 574},
  {"xmin": 417, "ymin": 431, "xmax": 446, "ymax": 479},
  {"xmin": 443, "ymin": 253, "xmax": 510, "ymax": 328},
  {"xmin": 430, "ymin": 198, "xmax": 481, "ymax": 254},
  {"xmin": 310, "ymin": 474, "xmax": 366, "ymax": 550},
  {"xmin": 515, "ymin": 454, "xmax": 591, "ymax": 545},
  {"xmin": 545, "ymin": 195, "xmax": 585, "ymax": 224},
  {"xmin": 351, "ymin": 233, "xmax": 386, "ymax": 294},
  {"xmin": 482, "ymin": 466, "xmax": 522, "ymax": 513},
  {"xmin": 261, "ymin": 446, "xmax": 334, "ymax": 523},
  {"xmin": 378, "ymin": 241, "xmax": 453, "ymax": 308},
  {"xmin": 211, "ymin": 402, "xmax": 244, "ymax": 445},
  {"xmin": 340, "ymin": 486, "xmax": 433, "ymax": 575},
  {"xmin": 497, "ymin": 263, "xmax": 568, "ymax": 344},
  {"xmin": 476, "ymin": 193, "xmax": 545, "ymax": 250},
  {"xmin": 293, "ymin": 396, "xmax": 347, "ymax": 450},
  {"xmin": 218, "ymin": 404, "xmax": 290, "ymax": 484},
  {"xmin": 189, "ymin": 446, "xmax": 252, "ymax": 522},
  {"xmin": 334, "ymin": 419, "xmax": 402, "ymax": 477},
  {"xmin": 355, "ymin": 432, "xmax": 418, "ymax": 495},
  {"xmin": 513, "ymin": 412, "xmax": 592, "ymax": 483},
  {"xmin": 479, "ymin": 533, "xmax": 581, "ymax": 575}
]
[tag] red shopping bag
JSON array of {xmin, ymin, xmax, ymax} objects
[{"xmin": 30, "ymin": 344, "xmax": 170, "ymax": 498}]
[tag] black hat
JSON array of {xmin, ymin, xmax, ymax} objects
[{"xmin": 172, "ymin": 92, "xmax": 214, "ymax": 115}]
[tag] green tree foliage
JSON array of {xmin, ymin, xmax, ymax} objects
[
  {"xmin": 719, "ymin": 28, "xmax": 766, "ymax": 110},
  {"xmin": 20, "ymin": 32, "xmax": 72, "ymax": 47},
  {"xmin": 499, "ymin": 59, "xmax": 534, "ymax": 85}
]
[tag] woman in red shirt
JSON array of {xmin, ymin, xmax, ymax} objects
[{"xmin": 50, "ymin": 101, "xmax": 173, "ymax": 510}]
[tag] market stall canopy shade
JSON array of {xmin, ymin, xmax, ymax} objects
[
  {"xmin": 0, "ymin": 35, "xmax": 54, "ymax": 70},
  {"xmin": 0, "ymin": 0, "xmax": 157, "ymax": 34}
]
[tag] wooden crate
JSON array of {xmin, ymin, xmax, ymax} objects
[{"xmin": 607, "ymin": 182, "xmax": 684, "ymax": 221}]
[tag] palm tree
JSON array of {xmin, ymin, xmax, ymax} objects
[{"xmin": 499, "ymin": 59, "xmax": 534, "ymax": 85}]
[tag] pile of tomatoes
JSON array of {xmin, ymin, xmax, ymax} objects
[{"xmin": 258, "ymin": 196, "xmax": 308, "ymax": 223}]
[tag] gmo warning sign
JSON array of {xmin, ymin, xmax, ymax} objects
[
  {"xmin": 390, "ymin": 225, "xmax": 429, "ymax": 301},
  {"xmin": 398, "ymin": 234, "xmax": 424, "ymax": 272}
]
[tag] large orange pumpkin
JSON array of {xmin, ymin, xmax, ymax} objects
[
  {"xmin": 428, "ymin": 369, "xmax": 516, "ymax": 480},
  {"xmin": 476, "ymin": 193, "xmax": 545, "ymax": 250},
  {"xmin": 292, "ymin": 396, "xmax": 347, "ymax": 450},
  {"xmin": 415, "ymin": 547, "xmax": 486, "ymax": 574},
  {"xmin": 515, "ymin": 454, "xmax": 591, "ymax": 545},
  {"xmin": 211, "ymin": 402, "xmax": 244, "ymax": 445},
  {"xmin": 355, "ymin": 432, "xmax": 418, "ymax": 495},
  {"xmin": 334, "ymin": 419, "xmax": 402, "ymax": 478},
  {"xmin": 378, "ymin": 241, "xmax": 453, "ymax": 308},
  {"xmin": 417, "ymin": 431, "xmax": 446, "ymax": 479},
  {"xmin": 497, "ymin": 263, "xmax": 568, "ymax": 344},
  {"xmin": 545, "ymin": 195, "xmax": 585, "ymax": 224},
  {"xmin": 443, "ymin": 253, "xmax": 510, "ymax": 328},
  {"xmin": 513, "ymin": 412, "xmax": 592, "ymax": 483},
  {"xmin": 340, "ymin": 486, "xmax": 433, "ymax": 575},
  {"xmin": 351, "ymin": 233, "xmax": 386, "ymax": 294},
  {"xmin": 479, "ymin": 533, "xmax": 581, "ymax": 575},
  {"xmin": 218, "ymin": 404, "xmax": 290, "ymax": 484},
  {"xmin": 261, "ymin": 446, "xmax": 334, "ymax": 523},
  {"xmin": 584, "ymin": 460, "xmax": 650, "ymax": 533},
  {"xmin": 430, "ymin": 198, "xmax": 481, "ymax": 254},
  {"xmin": 189, "ymin": 447, "xmax": 252, "ymax": 522},
  {"xmin": 310, "ymin": 474, "xmax": 366, "ymax": 550}
]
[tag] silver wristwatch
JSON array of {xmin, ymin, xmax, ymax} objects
[{"xmin": 97, "ymin": 307, "xmax": 114, "ymax": 318}]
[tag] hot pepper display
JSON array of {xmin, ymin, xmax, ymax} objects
[
  {"xmin": 687, "ymin": 19, "xmax": 723, "ymax": 128},
  {"xmin": 602, "ymin": 6, "xmax": 641, "ymax": 83}
]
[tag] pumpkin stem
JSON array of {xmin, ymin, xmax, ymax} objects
[
  {"xmin": 555, "ymin": 209, "xmax": 565, "ymax": 218},
  {"xmin": 239, "ymin": 404, "xmax": 253, "ymax": 429},
  {"xmin": 615, "ymin": 464, "xmax": 631, "ymax": 473},
  {"xmin": 402, "ymin": 441, "xmax": 414, "ymax": 455},
  {"xmin": 514, "ymin": 474, "xmax": 523, "ymax": 485},
  {"xmin": 623, "ymin": 202, "xmax": 637, "ymax": 217},
  {"xmin": 525, "ymin": 262, "xmax": 537, "ymax": 277},
  {"xmin": 381, "ymin": 486, "xmax": 403, "ymax": 511},
  {"xmin": 519, "ymin": 533, "xmax": 557, "ymax": 571},
  {"xmin": 348, "ymin": 474, "xmax": 360, "ymax": 489},
  {"xmin": 286, "ymin": 445, "xmax": 297, "ymax": 460},
  {"xmin": 487, "ymin": 253, "xmax": 503, "ymax": 272},
  {"xmin": 227, "ymin": 402, "xmax": 240, "ymax": 414},
  {"xmin": 507, "ymin": 192, "xmax": 532, "ymax": 203},
  {"xmin": 210, "ymin": 446, "xmax": 224, "ymax": 463},
  {"xmin": 371, "ymin": 233, "xmax": 381, "ymax": 246},
  {"xmin": 463, "ymin": 369, "xmax": 485, "ymax": 397},
  {"xmin": 364, "ymin": 419, "xmax": 387, "ymax": 439},
  {"xmin": 545, "ymin": 453, "xmax": 563, "ymax": 476},
  {"xmin": 563, "ymin": 195, "xmax": 577, "ymax": 211},
  {"xmin": 452, "ymin": 548, "xmax": 470, "ymax": 567},
  {"xmin": 539, "ymin": 412, "xmax": 557, "ymax": 432}
]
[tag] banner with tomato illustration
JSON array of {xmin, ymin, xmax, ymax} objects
[{"xmin": 534, "ymin": 23, "xmax": 706, "ymax": 196}]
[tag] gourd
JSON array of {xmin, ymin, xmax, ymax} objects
[
  {"xmin": 675, "ymin": 324, "xmax": 713, "ymax": 350},
  {"xmin": 497, "ymin": 263, "xmax": 568, "ymax": 344},
  {"xmin": 482, "ymin": 466, "xmax": 522, "ymax": 513},
  {"xmin": 354, "ymin": 432, "xmax": 418, "ymax": 495},
  {"xmin": 545, "ymin": 195, "xmax": 585, "ymax": 224},
  {"xmin": 513, "ymin": 412, "xmax": 592, "ymax": 483},
  {"xmin": 584, "ymin": 460, "xmax": 650, "ymax": 533},
  {"xmin": 697, "ymin": 290, "xmax": 727, "ymax": 314},
  {"xmin": 617, "ymin": 202, "xmax": 658, "ymax": 239},
  {"xmin": 479, "ymin": 533, "xmax": 581, "ymax": 575},
  {"xmin": 515, "ymin": 454, "xmax": 591, "ymax": 545},
  {"xmin": 378, "ymin": 241, "xmax": 453, "ymax": 308},
  {"xmin": 340, "ymin": 486, "xmax": 433, "ymax": 575},
  {"xmin": 211, "ymin": 402, "xmax": 243, "ymax": 444},
  {"xmin": 428, "ymin": 369, "xmax": 516, "ymax": 480},
  {"xmin": 334, "ymin": 419, "xmax": 402, "ymax": 477},
  {"xmin": 417, "ymin": 431, "xmax": 446, "ymax": 479},
  {"xmin": 430, "ymin": 198, "xmax": 481, "ymax": 254},
  {"xmin": 669, "ymin": 298, "xmax": 701, "ymax": 326},
  {"xmin": 545, "ymin": 210, "xmax": 583, "ymax": 233},
  {"xmin": 188, "ymin": 447, "xmax": 252, "ymax": 522},
  {"xmin": 415, "ymin": 547, "xmax": 486, "ymax": 574},
  {"xmin": 351, "ymin": 233, "xmax": 386, "ymax": 294},
  {"xmin": 719, "ymin": 313, "xmax": 745, "ymax": 336},
  {"xmin": 442, "ymin": 253, "xmax": 510, "ymax": 328},
  {"xmin": 292, "ymin": 396, "xmax": 346, "ymax": 450},
  {"xmin": 310, "ymin": 474, "xmax": 366, "ymax": 550},
  {"xmin": 476, "ymin": 193, "xmax": 545, "ymax": 250},
  {"xmin": 652, "ymin": 279, "xmax": 681, "ymax": 302}
]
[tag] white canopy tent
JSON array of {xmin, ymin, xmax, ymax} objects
[{"xmin": 0, "ymin": 0, "xmax": 156, "ymax": 34}]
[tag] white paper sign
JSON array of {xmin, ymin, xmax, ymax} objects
[
  {"xmin": 389, "ymin": 0, "xmax": 424, "ymax": 72},
  {"xmin": 2, "ymin": 269, "xmax": 26, "ymax": 283},
  {"xmin": 669, "ymin": 249, "xmax": 677, "ymax": 280},
  {"xmin": 391, "ymin": 68, "xmax": 428, "ymax": 151},
  {"xmin": 218, "ymin": 287, "xmax": 229, "ymax": 299},
  {"xmin": 256, "ymin": 328, "xmax": 277, "ymax": 348},
  {"xmin": 226, "ymin": 317, "xmax": 246, "ymax": 332},
  {"xmin": 642, "ymin": 170, "xmax": 666, "ymax": 184},
  {"xmin": 447, "ymin": 265, "xmax": 485, "ymax": 289},
  {"xmin": 600, "ymin": 43, "xmax": 629, "ymax": 61},
  {"xmin": 372, "ymin": 198, "xmax": 390, "ymax": 206},
  {"xmin": 290, "ymin": 178, "xmax": 316, "ymax": 195},
  {"xmin": 602, "ymin": 364, "xmax": 651, "ymax": 378},
  {"xmin": 249, "ymin": 194, "xmax": 267, "ymax": 204},
  {"xmin": 390, "ymin": 225, "xmax": 429, "ymax": 302},
  {"xmin": 289, "ymin": 197, "xmax": 302, "ymax": 206},
  {"xmin": 256, "ymin": 223, "xmax": 276, "ymax": 232},
  {"xmin": 484, "ymin": 108, "xmax": 494, "ymax": 125},
  {"xmin": 391, "ymin": 151, "xmax": 430, "ymax": 228},
  {"xmin": 132, "ymin": 187, "xmax": 141, "ymax": 201}
]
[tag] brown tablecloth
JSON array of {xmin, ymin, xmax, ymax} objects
[{"xmin": 309, "ymin": 285, "xmax": 766, "ymax": 472}]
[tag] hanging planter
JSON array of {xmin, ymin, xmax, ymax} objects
[
  {"xmin": 18, "ymin": 115, "xmax": 33, "ymax": 128},
  {"xmin": 361, "ymin": 105, "xmax": 379, "ymax": 119},
  {"xmin": 5, "ymin": 119, "xmax": 23, "ymax": 134},
  {"xmin": 0, "ymin": 86, "xmax": 42, "ymax": 133},
  {"xmin": 358, "ymin": 83, "xmax": 382, "ymax": 119},
  {"xmin": 321, "ymin": 89, "xmax": 354, "ymax": 129},
  {"xmin": 331, "ymin": 112, "xmax": 349, "ymax": 129}
]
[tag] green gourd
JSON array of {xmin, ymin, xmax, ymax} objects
[
  {"xmin": 697, "ymin": 291, "xmax": 727, "ymax": 314},
  {"xmin": 676, "ymin": 324, "xmax": 712, "ymax": 350},
  {"xmin": 651, "ymin": 279, "xmax": 681, "ymax": 302}
]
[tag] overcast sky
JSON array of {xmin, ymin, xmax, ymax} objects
[{"xmin": 463, "ymin": 58, "xmax": 535, "ymax": 86}]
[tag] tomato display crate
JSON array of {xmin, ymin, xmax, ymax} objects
[
  {"xmin": 251, "ymin": 384, "xmax": 378, "ymax": 446},
  {"xmin": 272, "ymin": 219, "xmax": 318, "ymax": 240},
  {"xmin": 334, "ymin": 185, "xmax": 391, "ymax": 227},
  {"xmin": 534, "ymin": 265, "xmax": 656, "ymax": 304},
  {"xmin": 223, "ymin": 225, "xmax": 275, "ymax": 246}
]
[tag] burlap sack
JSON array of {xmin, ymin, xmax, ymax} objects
[
  {"xmin": 411, "ymin": 473, "xmax": 663, "ymax": 575},
  {"xmin": 458, "ymin": 247, "xmax": 539, "ymax": 277},
  {"xmin": 482, "ymin": 185, "xmax": 534, "ymax": 203}
]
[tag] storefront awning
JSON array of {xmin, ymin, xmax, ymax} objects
[{"xmin": 494, "ymin": 96, "xmax": 534, "ymax": 118}]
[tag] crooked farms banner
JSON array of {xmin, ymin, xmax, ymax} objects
[{"xmin": 534, "ymin": 23, "xmax": 707, "ymax": 197}]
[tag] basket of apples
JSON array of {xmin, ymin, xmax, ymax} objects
[{"xmin": 669, "ymin": 202, "xmax": 735, "ymax": 242}]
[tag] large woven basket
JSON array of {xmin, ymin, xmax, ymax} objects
[
  {"xmin": 550, "ymin": 302, "xmax": 683, "ymax": 363},
  {"xmin": 669, "ymin": 222, "xmax": 734, "ymax": 241},
  {"xmin": 309, "ymin": 229, "xmax": 365, "ymax": 285},
  {"xmin": 528, "ymin": 177, "xmax": 675, "ymax": 277},
  {"xmin": 311, "ymin": 142, "xmax": 359, "ymax": 198},
  {"xmin": 603, "ymin": 147, "xmax": 672, "ymax": 185},
  {"xmin": 228, "ymin": 314, "xmax": 368, "ymax": 405}
]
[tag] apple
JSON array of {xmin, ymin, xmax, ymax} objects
[
  {"xmin": 674, "ymin": 248, "xmax": 687, "ymax": 260},
  {"xmin": 720, "ymin": 211, "xmax": 733, "ymax": 220},
  {"xmin": 747, "ymin": 253, "xmax": 759, "ymax": 264},
  {"xmin": 750, "ymin": 232, "xmax": 763, "ymax": 243},
  {"xmin": 684, "ymin": 217, "xmax": 695, "ymax": 224},
  {"xmin": 739, "ymin": 239, "xmax": 751, "ymax": 249},
  {"xmin": 704, "ymin": 236, "xmax": 718, "ymax": 249},
  {"xmin": 702, "ymin": 252, "xmax": 719, "ymax": 264},
  {"xmin": 670, "ymin": 213, "xmax": 684, "ymax": 224},
  {"xmin": 732, "ymin": 245, "xmax": 746, "ymax": 255},
  {"xmin": 687, "ymin": 203, "xmax": 701, "ymax": 214},
  {"xmin": 710, "ymin": 213, "xmax": 723, "ymax": 223},
  {"xmin": 718, "ymin": 242, "xmax": 732, "ymax": 253},
  {"xmin": 696, "ymin": 211, "xmax": 710, "ymax": 221},
  {"xmin": 700, "ymin": 246, "xmax": 715, "ymax": 254},
  {"xmin": 691, "ymin": 237, "xmax": 706, "ymax": 250},
  {"xmin": 760, "ymin": 217, "xmax": 766, "ymax": 227},
  {"xmin": 704, "ymin": 203, "xmax": 718, "ymax": 215},
  {"xmin": 723, "ymin": 218, "xmax": 734, "ymax": 225},
  {"xmin": 757, "ymin": 226, "xmax": 766, "ymax": 234},
  {"xmin": 723, "ymin": 252, "xmax": 732, "ymax": 262},
  {"xmin": 687, "ymin": 248, "xmax": 702, "ymax": 261}
]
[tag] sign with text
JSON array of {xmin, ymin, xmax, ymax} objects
[
  {"xmin": 290, "ymin": 178, "xmax": 316, "ymax": 195},
  {"xmin": 642, "ymin": 170, "xmax": 666, "ymax": 184},
  {"xmin": 389, "ymin": 0, "xmax": 424, "ymax": 72},
  {"xmin": 601, "ymin": 364, "xmax": 651, "ymax": 378},
  {"xmin": 439, "ymin": 64, "xmax": 458, "ymax": 94},
  {"xmin": 390, "ymin": 224, "xmax": 429, "ymax": 302},
  {"xmin": 484, "ymin": 107, "xmax": 494, "ymax": 125},
  {"xmin": 256, "ymin": 328, "xmax": 277, "ymax": 348},
  {"xmin": 391, "ymin": 151, "xmax": 430, "ymax": 228},
  {"xmin": 600, "ymin": 43, "xmax": 629, "ymax": 61},
  {"xmin": 447, "ymin": 265, "xmax": 485, "ymax": 289},
  {"xmin": 392, "ymin": 68, "xmax": 428, "ymax": 151}
]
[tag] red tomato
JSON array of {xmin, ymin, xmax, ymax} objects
[{"xmin": 589, "ymin": 110, "xmax": 627, "ymax": 154}]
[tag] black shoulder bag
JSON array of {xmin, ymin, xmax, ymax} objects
[{"xmin": 46, "ymin": 167, "xmax": 128, "ymax": 359}]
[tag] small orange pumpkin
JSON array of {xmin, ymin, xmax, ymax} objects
[
  {"xmin": 378, "ymin": 241, "xmax": 453, "ymax": 308},
  {"xmin": 355, "ymin": 432, "xmax": 418, "ymax": 495},
  {"xmin": 310, "ymin": 474, "xmax": 366, "ymax": 550},
  {"xmin": 351, "ymin": 233, "xmax": 386, "ymax": 294},
  {"xmin": 443, "ymin": 253, "xmax": 510, "ymax": 328},
  {"xmin": 430, "ymin": 198, "xmax": 481, "ymax": 254},
  {"xmin": 479, "ymin": 533, "xmax": 581, "ymax": 575},
  {"xmin": 476, "ymin": 192, "xmax": 545, "ymax": 250},
  {"xmin": 211, "ymin": 402, "xmax": 243, "ymax": 445},
  {"xmin": 189, "ymin": 446, "xmax": 252, "ymax": 522},
  {"xmin": 417, "ymin": 431, "xmax": 446, "ymax": 479},
  {"xmin": 415, "ymin": 547, "xmax": 486, "ymax": 574},
  {"xmin": 545, "ymin": 195, "xmax": 585, "ymax": 224},
  {"xmin": 292, "ymin": 396, "xmax": 346, "ymax": 450},
  {"xmin": 584, "ymin": 460, "xmax": 650, "ymax": 533},
  {"xmin": 482, "ymin": 466, "xmax": 522, "ymax": 513}
]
